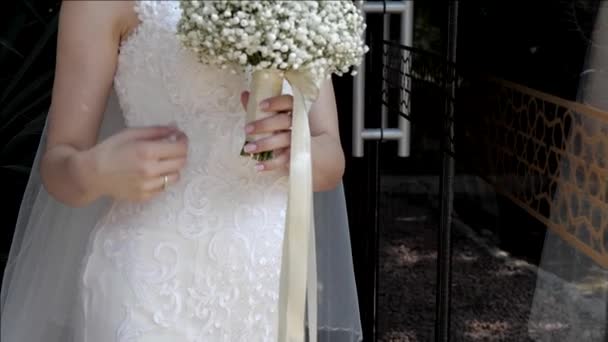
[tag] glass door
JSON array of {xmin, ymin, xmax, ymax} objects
[{"xmin": 341, "ymin": 1, "xmax": 608, "ymax": 341}]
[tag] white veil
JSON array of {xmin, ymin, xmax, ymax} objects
[
  {"xmin": 528, "ymin": 2, "xmax": 608, "ymax": 341},
  {"xmin": 1, "ymin": 86, "xmax": 362, "ymax": 341}
]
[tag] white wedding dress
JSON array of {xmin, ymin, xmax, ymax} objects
[
  {"xmin": 1, "ymin": 1, "xmax": 362, "ymax": 341},
  {"xmin": 79, "ymin": 1, "xmax": 287, "ymax": 341}
]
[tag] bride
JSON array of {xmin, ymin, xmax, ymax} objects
[{"xmin": 0, "ymin": 1, "xmax": 362, "ymax": 341}]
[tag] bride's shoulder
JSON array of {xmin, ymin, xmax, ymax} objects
[{"xmin": 59, "ymin": 1, "xmax": 139, "ymax": 42}]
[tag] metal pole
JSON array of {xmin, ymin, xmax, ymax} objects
[
  {"xmin": 352, "ymin": 54, "xmax": 366, "ymax": 158},
  {"xmin": 381, "ymin": 12, "xmax": 390, "ymax": 131},
  {"xmin": 352, "ymin": 0, "xmax": 367, "ymax": 158},
  {"xmin": 362, "ymin": 128, "xmax": 406, "ymax": 140},
  {"xmin": 362, "ymin": 1, "xmax": 410, "ymax": 13},
  {"xmin": 435, "ymin": 1, "xmax": 458, "ymax": 341},
  {"xmin": 397, "ymin": 1, "xmax": 414, "ymax": 157}
]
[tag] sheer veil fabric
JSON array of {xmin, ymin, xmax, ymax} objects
[
  {"xmin": 1, "ymin": 81, "xmax": 362, "ymax": 341},
  {"xmin": 528, "ymin": 3, "xmax": 608, "ymax": 341}
]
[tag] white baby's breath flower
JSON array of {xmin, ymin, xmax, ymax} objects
[{"xmin": 177, "ymin": 0, "xmax": 368, "ymax": 77}]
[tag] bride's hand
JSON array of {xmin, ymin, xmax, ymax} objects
[
  {"xmin": 241, "ymin": 91, "xmax": 292, "ymax": 171},
  {"xmin": 87, "ymin": 126, "xmax": 188, "ymax": 202}
]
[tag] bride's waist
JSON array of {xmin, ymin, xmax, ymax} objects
[
  {"xmin": 126, "ymin": 112, "xmax": 245, "ymax": 139},
  {"xmin": 102, "ymin": 169, "xmax": 288, "ymax": 230}
]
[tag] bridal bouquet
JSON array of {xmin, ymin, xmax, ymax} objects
[
  {"xmin": 177, "ymin": 0, "xmax": 368, "ymax": 160},
  {"xmin": 177, "ymin": 1, "xmax": 368, "ymax": 341}
]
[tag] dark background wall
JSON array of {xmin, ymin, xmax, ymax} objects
[{"xmin": 1, "ymin": 0, "xmax": 61, "ymax": 274}]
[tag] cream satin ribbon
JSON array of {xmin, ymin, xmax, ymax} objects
[
  {"xmin": 277, "ymin": 70, "xmax": 322, "ymax": 342},
  {"xmin": 246, "ymin": 69, "xmax": 321, "ymax": 342}
]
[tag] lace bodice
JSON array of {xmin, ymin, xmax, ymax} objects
[
  {"xmin": 115, "ymin": 1, "xmax": 248, "ymax": 141},
  {"xmin": 79, "ymin": 2, "xmax": 289, "ymax": 341}
]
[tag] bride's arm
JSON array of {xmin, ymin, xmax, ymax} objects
[
  {"xmin": 41, "ymin": 1, "xmax": 123, "ymax": 205},
  {"xmin": 308, "ymin": 79, "xmax": 346, "ymax": 192},
  {"xmin": 41, "ymin": 1, "xmax": 187, "ymax": 207}
]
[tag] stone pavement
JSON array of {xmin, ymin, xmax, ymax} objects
[{"xmin": 376, "ymin": 176, "xmax": 607, "ymax": 341}]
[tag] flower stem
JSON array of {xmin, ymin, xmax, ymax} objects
[{"xmin": 240, "ymin": 142, "xmax": 274, "ymax": 161}]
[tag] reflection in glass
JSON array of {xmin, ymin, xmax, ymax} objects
[{"xmin": 529, "ymin": 3, "xmax": 608, "ymax": 340}]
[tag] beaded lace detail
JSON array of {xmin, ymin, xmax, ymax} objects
[{"xmin": 80, "ymin": 2, "xmax": 288, "ymax": 341}]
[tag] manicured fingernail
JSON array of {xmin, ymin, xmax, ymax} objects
[
  {"xmin": 259, "ymin": 100, "xmax": 269, "ymax": 110},
  {"xmin": 244, "ymin": 144, "xmax": 257, "ymax": 153},
  {"xmin": 245, "ymin": 124, "xmax": 254, "ymax": 133},
  {"xmin": 255, "ymin": 163, "xmax": 265, "ymax": 172}
]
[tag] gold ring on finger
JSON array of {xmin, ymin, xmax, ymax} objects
[{"xmin": 162, "ymin": 175, "xmax": 169, "ymax": 191}]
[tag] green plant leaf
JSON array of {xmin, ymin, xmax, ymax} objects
[
  {"xmin": 22, "ymin": 19, "xmax": 41, "ymax": 29},
  {"xmin": 0, "ymin": 38, "xmax": 24, "ymax": 58},
  {"xmin": 0, "ymin": 165, "xmax": 31, "ymax": 175},
  {"xmin": 0, "ymin": 89, "xmax": 52, "ymax": 133},
  {"xmin": 0, "ymin": 12, "xmax": 26, "ymax": 62},
  {"xmin": 0, "ymin": 70, "xmax": 53, "ymax": 121},
  {"xmin": 0, "ymin": 14, "xmax": 58, "ymax": 105},
  {"xmin": 0, "ymin": 112, "xmax": 46, "ymax": 157},
  {"xmin": 22, "ymin": 0, "xmax": 47, "ymax": 25}
]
